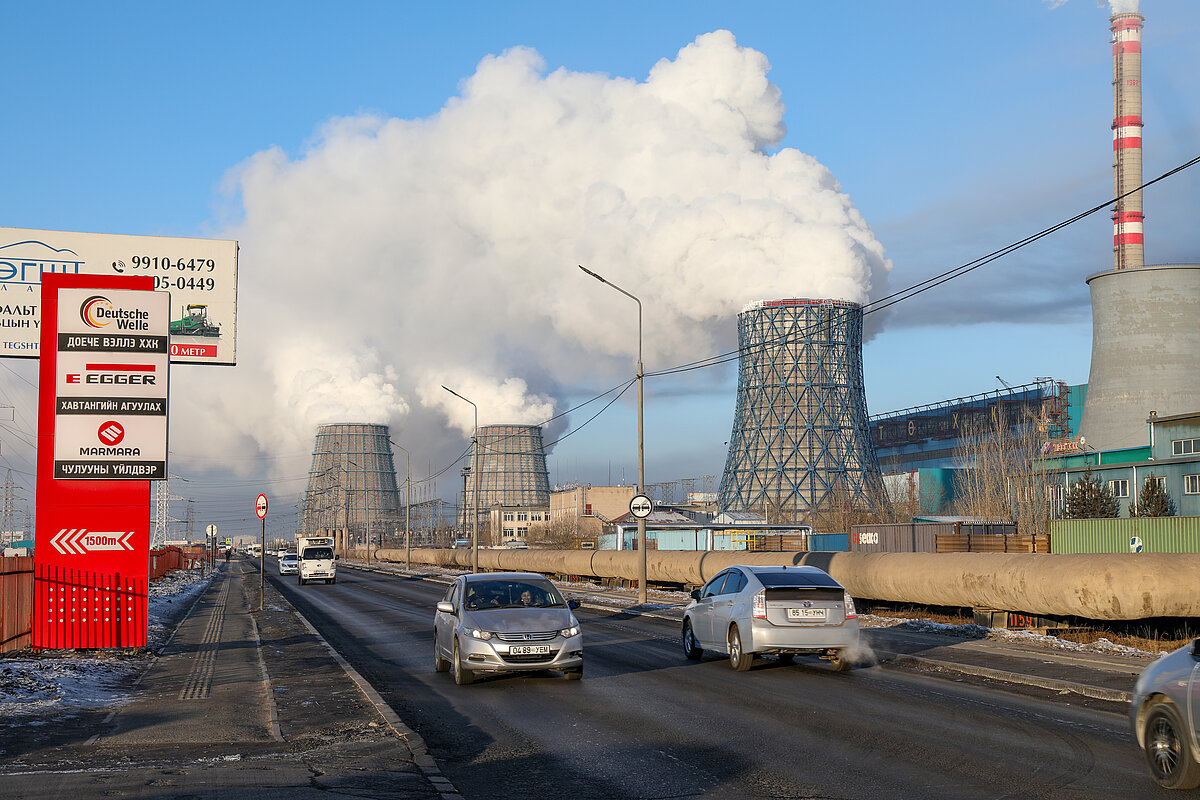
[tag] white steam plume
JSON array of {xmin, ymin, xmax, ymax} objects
[
  {"xmin": 1109, "ymin": 1, "xmax": 1140, "ymax": 14},
  {"xmin": 174, "ymin": 30, "xmax": 891, "ymax": 481}
]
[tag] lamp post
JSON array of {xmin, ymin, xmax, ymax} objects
[
  {"xmin": 578, "ymin": 265, "xmax": 647, "ymax": 604},
  {"xmin": 442, "ymin": 385, "xmax": 480, "ymax": 574},
  {"xmin": 392, "ymin": 440, "xmax": 413, "ymax": 570}
]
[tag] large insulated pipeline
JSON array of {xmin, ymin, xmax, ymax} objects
[{"xmin": 373, "ymin": 548, "xmax": 1200, "ymax": 620}]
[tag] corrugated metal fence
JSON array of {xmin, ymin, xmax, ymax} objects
[{"xmin": 0, "ymin": 556, "xmax": 33, "ymax": 654}]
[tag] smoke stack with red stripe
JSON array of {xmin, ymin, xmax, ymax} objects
[{"xmin": 1110, "ymin": 8, "xmax": 1144, "ymax": 270}]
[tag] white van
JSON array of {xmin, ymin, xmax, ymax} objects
[{"xmin": 297, "ymin": 536, "xmax": 337, "ymax": 585}]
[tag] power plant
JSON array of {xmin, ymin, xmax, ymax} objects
[
  {"xmin": 1079, "ymin": 8, "xmax": 1200, "ymax": 451},
  {"xmin": 300, "ymin": 423, "xmax": 402, "ymax": 540},
  {"xmin": 461, "ymin": 424, "xmax": 551, "ymax": 529},
  {"xmin": 717, "ymin": 299, "xmax": 885, "ymax": 521}
]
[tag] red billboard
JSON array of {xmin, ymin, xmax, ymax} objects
[{"xmin": 34, "ymin": 274, "xmax": 159, "ymax": 649}]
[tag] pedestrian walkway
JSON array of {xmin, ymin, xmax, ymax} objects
[
  {"xmin": 97, "ymin": 563, "xmax": 278, "ymax": 745},
  {"xmin": 0, "ymin": 560, "xmax": 452, "ymax": 799}
]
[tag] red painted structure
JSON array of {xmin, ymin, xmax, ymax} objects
[{"xmin": 34, "ymin": 274, "xmax": 154, "ymax": 649}]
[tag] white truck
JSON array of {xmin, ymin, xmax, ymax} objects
[{"xmin": 296, "ymin": 536, "xmax": 337, "ymax": 585}]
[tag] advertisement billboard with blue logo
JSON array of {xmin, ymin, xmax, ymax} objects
[{"xmin": 0, "ymin": 226, "xmax": 237, "ymax": 365}]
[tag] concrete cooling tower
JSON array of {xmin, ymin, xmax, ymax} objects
[
  {"xmin": 301, "ymin": 423, "xmax": 402, "ymax": 538},
  {"xmin": 717, "ymin": 299, "xmax": 885, "ymax": 520},
  {"xmin": 461, "ymin": 424, "xmax": 551, "ymax": 528},
  {"xmin": 1079, "ymin": 264, "xmax": 1200, "ymax": 450}
]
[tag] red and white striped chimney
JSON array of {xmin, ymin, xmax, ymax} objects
[{"xmin": 1110, "ymin": 11, "xmax": 1145, "ymax": 271}]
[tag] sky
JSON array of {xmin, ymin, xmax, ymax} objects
[{"xmin": 1, "ymin": 0, "xmax": 1197, "ymax": 539}]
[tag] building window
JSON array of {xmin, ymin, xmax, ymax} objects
[
  {"xmin": 1109, "ymin": 479, "xmax": 1129, "ymax": 498},
  {"xmin": 531, "ymin": 512, "xmax": 542, "ymax": 522},
  {"xmin": 1185, "ymin": 475, "xmax": 1200, "ymax": 495},
  {"xmin": 1173, "ymin": 438, "xmax": 1199, "ymax": 456},
  {"xmin": 503, "ymin": 527, "xmax": 515, "ymax": 537},
  {"xmin": 503, "ymin": 512, "xmax": 514, "ymax": 522},
  {"xmin": 517, "ymin": 512, "xmax": 528, "ymax": 522},
  {"xmin": 517, "ymin": 528, "xmax": 528, "ymax": 538}
]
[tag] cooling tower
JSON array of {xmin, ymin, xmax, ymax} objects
[
  {"xmin": 301, "ymin": 423, "xmax": 402, "ymax": 538},
  {"xmin": 718, "ymin": 299, "xmax": 885, "ymax": 520},
  {"xmin": 461, "ymin": 424, "xmax": 550, "ymax": 528},
  {"xmin": 1079, "ymin": 264, "xmax": 1200, "ymax": 450},
  {"xmin": 1111, "ymin": 11, "xmax": 1145, "ymax": 270}
]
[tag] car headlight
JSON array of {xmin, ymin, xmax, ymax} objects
[
  {"xmin": 560, "ymin": 625, "xmax": 580, "ymax": 638},
  {"xmin": 464, "ymin": 628, "xmax": 493, "ymax": 640}
]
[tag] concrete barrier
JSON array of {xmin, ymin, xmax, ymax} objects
[{"xmin": 374, "ymin": 548, "xmax": 1200, "ymax": 620}]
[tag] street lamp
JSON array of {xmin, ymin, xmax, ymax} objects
[
  {"xmin": 442, "ymin": 385, "xmax": 480, "ymax": 574},
  {"xmin": 391, "ymin": 440, "xmax": 413, "ymax": 571},
  {"xmin": 578, "ymin": 264, "xmax": 648, "ymax": 604}
]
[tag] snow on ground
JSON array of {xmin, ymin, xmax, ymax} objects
[{"xmin": 0, "ymin": 568, "xmax": 213, "ymax": 723}]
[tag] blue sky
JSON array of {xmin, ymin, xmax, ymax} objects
[{"xmin": 2, "ymin": 1, "xmax": 1197, "ymax": 537}]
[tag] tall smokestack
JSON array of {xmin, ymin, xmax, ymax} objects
[{"xmin": 1110, "ymin": 10, "xmax": 1145, "ymax": 270}]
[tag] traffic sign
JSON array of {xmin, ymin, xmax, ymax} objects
[
  {"xmin": 206, "ymin": 524, "xmax": 217, "ymax": 537},
  {"xmin": 629, "ymin": 494, "xmax": 653, "ymax": 519},
  {"xmin": 255, "ymin": 493, "xmax": 268, "ymax": 519}
]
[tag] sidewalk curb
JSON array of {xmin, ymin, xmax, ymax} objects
[
  {"xmin": 881, "ymin": 650, "xmax": 1133, "ymax": 703},
  {"xmin": 286, "ymin": 599, "xmax": 465, "ymax": 800}
]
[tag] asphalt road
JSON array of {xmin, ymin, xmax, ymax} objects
[{"xmin": 269, "ymin": 565, "xmax": 1171, "ymax": 800}]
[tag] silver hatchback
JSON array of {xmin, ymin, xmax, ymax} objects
[
  {"xmin": 1130, "ymin": 638, "xmax": 1200, "ymax": 790},
  {"xmin": 434, "ymin": 572, "xmax": 583, "ymax": 685},
  {"xmin": 682, "ymin": 565, "xmax": 859, "ymax": 671}
]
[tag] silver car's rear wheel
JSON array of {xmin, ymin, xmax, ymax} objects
[
  {"xmin": 452, "ymin": 640, "xmax": 475, "ymax": 686},
  {"xmin": 682, "ymin": 620, "xmax": 703, "ymax": 661},
  {"xmin": 831, "ymin": 650, "xmax": 853, "ymax": 672},
  {"xmin": 434, "ymin": 637, "xmax": 450, "ymax": 673},
  {"xmin": 728, "ymin": 625, "xmax": 753, "ymax": 672},
  {"xmin": 1145, "ymin": 703, "xmax": 1200, "ymax": 789}
]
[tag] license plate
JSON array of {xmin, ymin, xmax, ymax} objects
[
  {"xmin": 787, "ymin": 608, "xmax": 828, "ymax": 621},
  {"xmin": 508, "ymin": 645, "xmax": 552, "ymax": 655}
]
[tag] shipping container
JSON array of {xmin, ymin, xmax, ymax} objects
[
  {"xmin": 808, "ymin": 532, "xmax": 849, "ymax": 551},
  {"xmin": 1050, "ymin": 516, "xmax": 1200, "ymax": 554}
]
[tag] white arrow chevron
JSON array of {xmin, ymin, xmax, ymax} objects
[{"xmin": 51, "ymin": 528, "xmax": 137, "ymax": 554}]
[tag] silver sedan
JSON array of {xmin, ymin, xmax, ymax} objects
[
  {"xmin": 433, "ymin": 572, "xmax": 583, "ymax": 685},
  {"xmin": 682, "ymin": 565, "xmax": 859, "ymax": 671},
  {"xmin": 1130, "ymin": 638, "xmax": 1200, "ymax": 790}
]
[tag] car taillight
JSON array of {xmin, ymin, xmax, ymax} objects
[
  {"xmin": 753, "ymin": 590, "xmax": 766, "ymax": 619},
  {"xmin": 844, "ymin": 592, "xmax": 857, "ymax": 620}
]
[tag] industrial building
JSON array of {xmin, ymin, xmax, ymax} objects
[
  {"xmin": 717, "ymin": 299, "xmax": 885, "ymax": 522},
  {"xmin": 300, "ymin": 423, "xmax": 403, "ymax": 543}
]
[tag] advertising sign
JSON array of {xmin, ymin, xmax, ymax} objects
[
  {"xmin": 0, "ymin": 226, "xmax": 237, "ymax": 364},
  {"xmin": 35, "ymin": 274, "xmax": 153, "ymax": 650},
  {"xmin": 53, "ymin": 288, "xmax": 168, "ymax": 480}
]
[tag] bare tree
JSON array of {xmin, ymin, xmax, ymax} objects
[{"xmin": 951, "ymin": 409, "xmax": 1054, "ymax": 535}]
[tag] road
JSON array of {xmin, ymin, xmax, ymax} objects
[{"xmin": 270, "ymin": 564, "xmax": 1167, "ymax": 800}]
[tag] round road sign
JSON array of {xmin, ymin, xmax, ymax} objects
[
  {"xmin": 206, "ymin": 524, "xmax": 218, "ymax": 537},
  {"xmin": 255, "ymin": 494, "xmax": 268, "ymax": 520},
  {"xmin": 629, "ymin": 494, "xmax": 653, "ymax": 519}
]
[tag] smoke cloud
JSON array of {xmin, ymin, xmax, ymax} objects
[{"xmin": 174, "ymin": 30, "xmax": 891, "ymax": 482}]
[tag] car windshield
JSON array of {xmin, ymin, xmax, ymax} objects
[
  {"xmin": 463, "ymin": 580, "xmax": 564, "ymax": 610},
  {"xmin": 302, "ymin": 547, "xmax": 333, "ymax": 560},
  {"xmin": 753, "ymin": 570, "xmax": 841, "ymax": 589},
  {"xmin": 282, "ymin": 555, "xmax": 297, "ymax": 563}
]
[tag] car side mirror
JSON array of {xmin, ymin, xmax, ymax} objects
[
  {"xmin": 436, "ymin": 601, "xmax": 454, "ymax": 614},
  {"xmin": 690, "ymin": 589, "xmax": 701, "ymax": 601},
  {"xmin": 1191, "ymin": 639, "xmax": 1200, "ymax": 660},
  {"xmin": 568, "ymin": 599, "xmax": 580, "ymax": 610}
]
